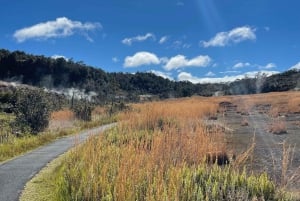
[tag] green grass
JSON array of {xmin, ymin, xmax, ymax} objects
[
  {"xmin": 0, "ymin": 113, "xmax": 117, "ymax": 163},
  {"xmin": 20, "ymin": 156, "xmax": 64, "ymax": 201},
  {"xmin": 0, "ymin": 128, "xmax": 77, "ymax": 162}
]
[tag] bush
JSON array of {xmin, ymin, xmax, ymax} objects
[
  {"xmin": 13, "ymin": 89, "xmax": 51, "ymax": 134},
  {"xmin": 72, "ymin": 101, "xmax": 93, "ymax": 121}
]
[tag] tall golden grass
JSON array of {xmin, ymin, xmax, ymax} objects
[
  {"xmin": 50, "ymin": 109, "xmax": 75, "ymax": 121},
  {"xmin": 216, "ymin": 91, "xmax": 300, "ymax": 117},
  {"xmin": 55, "ymin": 97, "xmax": 285, "ymax": 200}
]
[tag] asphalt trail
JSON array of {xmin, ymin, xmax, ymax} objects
[{"xmin": 0, "ymin": 123, "xmax": 116, "ymax": 201}]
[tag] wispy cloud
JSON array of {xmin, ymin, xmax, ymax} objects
[
  {"xmin": 122, "ymin": 33, "xmax": 155, "ymax": 46},
  {"xmin": 164, "ymin": 55, "xmax": 211, "ymax": 71},
  {"xmin": 124, "ymin": 51, "xmax": 160, "ymax": 67},
  {"xmin": 201, "ymin": 26, "xmax": 256, "ymax": 47},
  {"xmin": 149, "ymin": 70, "xmax": 173, "ymax": 80},
  {"xmin": 233, "ymin": 62, "xmax": 251, "ymax": 69},
  {"xmin": 13, "ymin": 17, "xmax": 101, "ymax": 43},
  {"xmin": 178, "ymin": 70, "xmax": 279, "ymax": 84},
  {"xmin": 289, "ymin": 62, "xmax": 300, "ymax": 70},
  {"xmin": 205, "ymin": 71, "xmax": 216, "ymax": 77},
  {"xmin": 170, "ymin": 40, "xmax": 191, "ymax": 49},
  {"xmin": 159, "ymin": 36, "xmax": 169, "ymax": 44},
  {"xmin": 259, "ymin": 62, "xmax": 276, "ymax": 69},
  {"xmin": 112, "ymin": 57, "xmax": 119, "ymax": 63},
  {"xmin": 220, "ymin": 70, "xmax": 241, "ymax": 74}
]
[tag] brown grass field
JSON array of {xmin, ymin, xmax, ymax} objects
[
  {"xmin": 48, "ymin": 109, "xmax": 75, "ymax": 130},
  {"xmin": 50, "ymin": 91, "xmax": 300, "ymax": 200}
]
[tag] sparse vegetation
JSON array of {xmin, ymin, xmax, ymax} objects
[{"xmin": 268, "ymin": 118, "xmax": 287, "ymax": 135}]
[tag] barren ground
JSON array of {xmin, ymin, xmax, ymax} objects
[{"xmin": 220, "ymin": 102, "xmax": 300, "ymax": 191}]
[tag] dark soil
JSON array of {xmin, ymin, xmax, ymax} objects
[{"xmin": 220, "ymin": 104, "xmax": 300, "ymax": 190}]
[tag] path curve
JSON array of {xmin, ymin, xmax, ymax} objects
[{"xmin": 0, "ymin": 123, "xmax": 116, "ymax": 201}]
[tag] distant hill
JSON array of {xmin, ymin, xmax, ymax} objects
[{"xmin": 0, "ymin": 49, "xmax": 299, "ymax": 102}]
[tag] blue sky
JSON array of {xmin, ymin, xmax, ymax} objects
[{"xmin": 1, "ymin": 0, "xmax": 300, "ymax": 83}]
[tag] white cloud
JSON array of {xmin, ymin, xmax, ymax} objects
[
  {"xmin": 178, "ymin": 70, "xmax": 279, "ymax": 84},
  {"xmin": 177, "ymin": 72, "xmax": 200, "ymax": 83},
  {"xmin": 220, "ymin": 70, "xmax": 241, "ymax": 74},
  {"xmin": 112, "ymin": 57, "xmax": 119, "ymax": 63},
  {"xmin": 289, "ymin": 62, "xmax": 300, "ymax": 70},
  {"xmin": 159, "ymin": 36, "xmax": 168, "ymax": 44},
  {"xmin": 264, "ymin": 63, "xmax": 276, "ymax": 69},
  {"xmin": 201, "ymin": 26, "xmax": 256, "ymax": 47},
  {"xmin": 124, "ymin": 51, "xmax": 160, "ymax": 67},
  {"xmin": 205, "ymin": 71, "xmax": 216, "ymax": 77},
  {"xmin": 164, "ymin": 55, "xmax": 211, "ymax": 71},
  {"xmin": 122, "ymin": 33, "xmax": 155, "ymax": 46},
  {"xmin": 51, "ymin": 54, "xmax": 68, "ymax": 60},
  {"xmin": 159, "ymin": 57, "xmax": 169, "ymax": 64},
  {"xmin": 259, "ymin": 62, "xmax": 276, "ymax": 69},
  {"xmin": 233, "ymin": 62, "xmax": 250, "ymax": 69},
  {"xmin": 149, "ymin": 70, "xmax": 173, "ymax": 80},
  {"xmin": 13, "ymin": 17, "xmax": 101, "ymax": 43}
]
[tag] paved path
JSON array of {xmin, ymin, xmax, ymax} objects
[{"xmin": 0, "ymin": 123, "xmax": 116, "ymax": 201}]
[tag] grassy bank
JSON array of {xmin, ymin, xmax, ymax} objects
[
  {"xmin": 0, "ymin": 128, "xmax": 77, "ymax": 162},
  {"xmin": 0, "ymin": 108, "xmax": 117, "ymax": 163}
]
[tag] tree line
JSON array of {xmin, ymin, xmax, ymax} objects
[{"xmin": 1, "ymin": 49, "xmax": 299, "ymax": 101}]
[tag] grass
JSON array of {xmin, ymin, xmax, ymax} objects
[
  {"xmin": 0, "ymin": 107, "xmax": 117, "ymax": 163},
  {"xmin": 268, "ymin": 118, "xmax": 287, "ymax": 135},
  {"xmin": 20, "ymin": 93, "xmax": 300, "ymax": 200},
  {"xmin": 288, "ymin": 97, "xmax": 300, "ymax": 113},
  {"xmin": 0, "ymin": 128, "xmax": 76, "ymax": 162},
  {"xmin": 219, "ymin": 92, "xmax": 299, "ymax": 113},
  {"xmin": 20, "ymin": 156, "xmax": 64, "ymax": 201},
  {"xmin": 46, "ymin": 98, "xmax": 290, "ymax": 200}
]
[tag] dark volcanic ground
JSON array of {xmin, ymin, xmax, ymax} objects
[{"xmin": 220, "ymin": 103, "xmax": 300, "ymax": 191}]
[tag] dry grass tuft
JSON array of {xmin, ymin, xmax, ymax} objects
[
  {"xmin": 268, "ymin": 118, "xmax": 287, "ymax": 135},
  {"xmin": 288, "ymin": 97, "xmax": 300, "ymax": 113}
]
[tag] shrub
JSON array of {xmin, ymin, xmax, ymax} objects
[
  {"xmin": 13, "ymin": 89, "xmax": 51, "ymax": 134},
  {"xmin": 72, "ymin": 101, "xmax": 94, "ymax": 121},
  {"xmin": 268, "ymin": 118, "xmax": 287, "ymax": 135}
]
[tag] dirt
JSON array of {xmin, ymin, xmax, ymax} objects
[{"xmin": 220, "ymin": 103, "xmax": 300, "ymax": 191}]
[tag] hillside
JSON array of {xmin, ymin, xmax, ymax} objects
[{"xmin": 1, "ymin": 49, "xmax": 299, "ymax": 102}]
